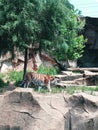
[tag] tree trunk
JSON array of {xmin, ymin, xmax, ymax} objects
[{"xmin": 23, "ymin": 48, "xmax": 28, "ymax": 80}]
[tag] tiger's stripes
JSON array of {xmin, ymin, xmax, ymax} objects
[{"xmin": 24, "ymin": 72, "xmax": 54, "ymax": 92}]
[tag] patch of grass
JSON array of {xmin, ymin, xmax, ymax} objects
[
  {"xmin": 72, "ymin": 70, "xmax": 81, "ymax": 74},
  {"xmin": 33, "ymin": 87, "xmax": 48, "ymax": 93},
  {"xmin": 66, "ymin": 86, "xmax": 78, "ymax": 94},
  {"xmin": 37, "ymin": 65, "xmax": 59, "ymax": 75},
  {"xmin": 33, "ymin": 85, "xmax": 65, "ymax": 94},
  {"xmin": 95, "ymin": 86, "xmax": 98, "ymax": 91},
  {"xmin": 7, "ymin": 71, "xmax": 23, "ymax": 85},
  {"xmin": 31, "ymin": 85, "xmax": 96, "ymax": 94},
  {"xmin": 0, "ymin": 78, "xmax": 8, "ymax": 88},
  {"xmin": 0, "ymin": 78, "xmax": 8, "ymax": 93},
  {"xmin": 81, "ymin": 86, "xmax": 95, "ymax": 92},
  {"xmin": 66, "ymin": 86, "xmax": 95, "ymax": 95},
  {"xmin": 52, "ymin": 87, "xmax": 65, "ymax": 93},
  {"xmin": 23, "ymin": 84, "xmax": 98, "ymax": 94},
  {"xmin": 0, "ymin": 73, "xmax": 4, "ymax": 78},
  {"xmin": 39, "ymin": 88, "xmax": 48, "ymax": 93}
]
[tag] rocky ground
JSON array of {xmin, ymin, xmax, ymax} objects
[{"xmin": 0, "ymin": 87, "xmax": 98, "ymax": 130}]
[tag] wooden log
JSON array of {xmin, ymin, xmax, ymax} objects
[{"xmin": 67, "ymin": 68, "xmax": 98, "ymax": 72}]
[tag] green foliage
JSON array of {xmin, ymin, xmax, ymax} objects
[
  {"xmin": 0, "ymin": 73, "xmax": 7, "ymax": 88},
  {"xmin": 0, "ymin": 0, "xmax": 86, "ymax": 70},
  {"xmin": 7, "ymin": 71, "xmax": 23, "ymax": 85},
  {"xmin": 94, "ymin": 86, "xmax": 98, "ymax": 91},
  {"xmin": 66, "ymin": 86, "xmax": 77, "ymax": 94},
  {"xmin": 0, "ymin": 0, "xmax": 43, "ymax": 52},
  {"xmin": 66, "ymin": 86, "xmax": 95, "ymax": 95},
  {"xmin": 67, "ymin": 35, "xmax": 86, "ymax": 60},
  {"xmin": 0, "ymin": 78, "xmax": 7, "ymax": 88},
  {"xmin": 40, "ymin": 0, "xmax": 86, "ymax": 61},
  {"xmin": 72, "ymin": 70, "xmax": 81, "ymax": 74},
  {"xmin": 0, "ymin": 73, "xmax": 4, "ymax": 79},
  {"xmin": 34, "ymin": 87, "xmax": 48, "ymax": 93},
  {"xmin": 52, "ymin": 87, "xmax": 65, "ymax": 93},
  {"xmin": 0, "ymin": 0, "xmax": 44, "ymax": 79},
  {"xmin": 34, "ymin": 86, "xmax": 65, "ymax": 93},
  {"xmin": 37, "ymin": 65, "xmax": 59, "ymax": 75}
]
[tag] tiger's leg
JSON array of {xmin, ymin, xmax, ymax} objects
[
  {"xmin": 26, "ymin": 82, "xmax": 29, "ymax": 88},
  {"xmin": 24, "ymin": 72, "xmax": 32, "ymax": 88},
  {"xmin": 24, "ymin": 81, "xmax": 30, "ymax": 88},
  {"xmin": 24, "ymin": 82, "xmax": 27, "ymax": 88},
  {"xmin": 47, "ymin": 80, "xmax": 52, "ymax": 92},
  {"xmin": 37, "ymin": 80, "xmax": 43, "ymax": 91},
  {"xmin": 38, "ymin": 86, "xmax": 42, "ymax": 91},
  {"xmin": 27, "ymin": 80, "xmax": 32, "ymax": 88},
  {"xmin": 19, "ymin": 80, "xmax": 25, "ymax": 87}
]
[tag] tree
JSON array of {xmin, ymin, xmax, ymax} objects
[
  {"xmin": 39, "ymin": 0, "xmax": 86, "ymax": 62},
  {"xmin": 0, "ymin": 0, "xmax": 86, "ymax": 76},
  {"xmin": 0, "ymin": 0, "xmax": 43, "ymax": 79}
]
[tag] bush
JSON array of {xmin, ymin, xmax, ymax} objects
[
  {"xmin": 0, "ymin": 78, "xmax": 7, "ymax": 88},
  {"xmin": 7, "ymin": 71, "xmax": 23, "ymax": 85},
  {"xmin": 37, "ymin": 65, "xmax": 59, "ymax": 75}
]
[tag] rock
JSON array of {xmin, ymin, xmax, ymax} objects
[
  {"xmin": 0, "ymin": 88, "xmax": 66, "ymax": 130},
  {"xmin": 0, "ymin": 61, "xmax": 13, "ymax": 73},
  {"xmin": 61, "ymin": 71, "xmax": 74, "ymax": 75},
  {"xmin": 65, "ymin": 93, "xmax": 98, "ymax": 130},
  {"xmin": 1, "ymin": 88, "xmax": 98, "ymax": 130}
]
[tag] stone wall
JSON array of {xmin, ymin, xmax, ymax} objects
[{"xmin": 78, "ymin": 17, "xmax": 98, "ymax": 67}]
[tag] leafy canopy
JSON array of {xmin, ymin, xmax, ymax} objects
[
  {"xmin": 0, "ymin": 0, "xmax": 42, "ymax": 51},
  {"xmin": 0, "ymin": 0, "xmax": 86, "ymax": 61},
  {"xmin": 40, "ymin": 0, "xmax": 86, "ymax": 60}
]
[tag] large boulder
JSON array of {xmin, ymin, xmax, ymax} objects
[
  {"xmin": 65, "ymin": 93, "xmax": 98, "ymax": 130},
  {"xmin": 0, "ymin": 88, "xmax": 66, "ymax": 130},
  {"xmin": 0, "ymin": 88, "xmax": 98, "ymax": 130}
]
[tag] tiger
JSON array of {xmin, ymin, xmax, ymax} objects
[{"xmin": 23, "ymin": 72, "xmax": 54, "ymax": 92}]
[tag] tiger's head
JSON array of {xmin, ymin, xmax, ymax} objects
[
  {"xmin": 44, "ymin": 75, "xmax": 55, "ymax": 84},
  {"xmin": 32, "ymin": 64, "xmax": 38, "ymax": 71}
]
